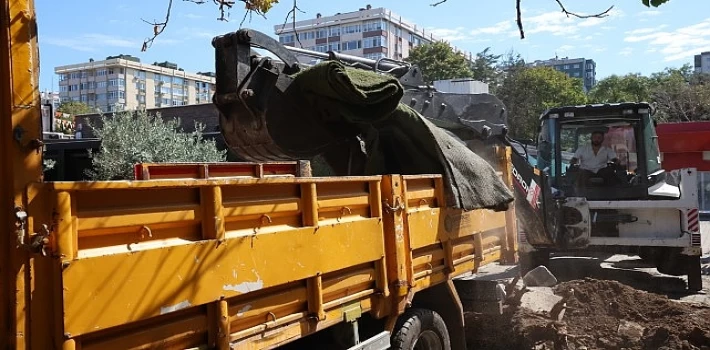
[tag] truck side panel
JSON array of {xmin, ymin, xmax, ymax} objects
[{"xmin": 34, "ymin": 177, "xmax": 389, "ymax": 349}]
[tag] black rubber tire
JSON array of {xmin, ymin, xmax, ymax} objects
[
  {"xmin": 519, "ymin": 250, "xmax": 551, "ymax": 276},
  {"xmin": 687, "ymin": 255, "xmax": 703, "ymax": 292},
  {"xmin": 638, "ymin": 247, "xmax": 658, "ymax": 263},
  {"xmin": 656, "ymin": 248, "xmax": 686, "ymax": 276},
  {"xmin": 391, "ymin": 308, "xmax": 451, "ymax": 350}
]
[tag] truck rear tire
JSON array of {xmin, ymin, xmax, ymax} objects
[
  {"xmin": 687, "ymin": 255, "xmax": 703, "ymax": 292},
  {"xmin": 391, "ymin": 308, "xmax": 451, "ymax": 350}
]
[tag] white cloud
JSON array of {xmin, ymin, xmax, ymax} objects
[
  {"xmin": 83, "ymin": 34, "xmax": 135, "ymax": 48},
  {"xmin": 470, "ymin": 20, "xmax": 513, "ymax": 36},
  {"xmin": 43, "ymin": 34, "xmax": 137, "ymax": 52},
  {"xmin": 619, "ymin": 47, "xmax": 634, "ymax": 56},
  {"xmin": 429, "ymin": 27, "xmax": 469, "ymax": 42},
  {"xmin": 623, "ymin": 18, "xmax": 710, "ymax": 62},
  {"xmin": 42, "ymin": 37, "xmax": 95, "ymax": 52},
  {"xmin": 519, "ymin": 9, "xmax": 623, "ymax": 38},
  {"xmin": 625, "ymin": 25, "xmax": 667, "ymax": 36},
  {"xmin": 183, "ymin": 13, "xmax": 204, "ymax": 19},
  {"xmin": 637, "ymin": 10, "xmax": 662, "ymax": 17},
  {"xmin": 557, "ymin": 45, "xmax": 575, "ymax": 53},
  {"xmin": 594, "ymin": 47, "xmax": 608, "ymax": 53}
]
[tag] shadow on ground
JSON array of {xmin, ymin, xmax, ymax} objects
[{"xmin": 545, "ymin": 254, "xmax": 698, "ymax": 299}]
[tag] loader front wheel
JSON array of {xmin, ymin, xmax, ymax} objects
[{"xmin": 391, "ymin": 308, "xmax": 451, "ymax": 350}]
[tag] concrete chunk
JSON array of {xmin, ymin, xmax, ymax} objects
[
  {"xmin": 519, "ymin": 287, "xmax": 564, "ymax": 317},
  {"xmin": 523, "ymin": 265, "xmax": 558, "ymax": 287},
  {"xmin": 618, "ymin": 320, "xmax": 645, "ymax": 340}
]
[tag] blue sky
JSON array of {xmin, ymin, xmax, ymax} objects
[{"xmin": 36, "ymin": 0, "xmax": 710, "ymax": 92}]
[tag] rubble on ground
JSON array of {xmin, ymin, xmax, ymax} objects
[{"xmin": 465, "ymin": 275, "xmax": 710, "ymax": 350}]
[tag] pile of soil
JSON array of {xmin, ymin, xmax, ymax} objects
[{"xmin": 466, "ymin": 278, "xmax": 710, "ymax": 350}]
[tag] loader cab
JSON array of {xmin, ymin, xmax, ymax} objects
[{"xmin": 534, "ymin": 103, "xmax": 673, "ymax": 201}]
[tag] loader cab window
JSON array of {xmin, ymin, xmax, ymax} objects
[
  {"xmin": 557, "ymin": 118, "xmax": 645, "ymax": 199},
  {"xmin": 537, "ymin": 118, "xmax": 558, "ymax": 178},
  {"xmin": 642, "ymin": 114, "xmax": 662, "ymax": 176}
]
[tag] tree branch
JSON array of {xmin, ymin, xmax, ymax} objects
[
  {"xmin": 143, "ymin": 0, "xmax": 267, "ymax": 51},
  {"xmin": 141, "ymin": 0, "xmax": 173, "ymax": 52},
  {"xmin": 276, "ymin": 0, "xmax": 305, "ymax": 47},
  {"xmin": 430, "ymin": 0, "xmax": 448, "ymax": 6},
  {"xmin": 516, "ymin": 0, "xmax": 524, "ymax": 39},
  {"xmin": 554, "ymin": 0, "xmax": 614, "ymax": 19}
]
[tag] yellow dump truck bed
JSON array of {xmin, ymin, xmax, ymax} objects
[{"xmin": 19, "ymin": 153, "xmax": 516, "ymax": 349}]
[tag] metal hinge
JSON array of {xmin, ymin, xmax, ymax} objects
[{"xmin": 15, "ymin": 207, "xmax": 51, "ymax": 256}]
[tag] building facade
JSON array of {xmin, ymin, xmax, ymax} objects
[
  {"xmin": 528, "ymin": 57, "xmax": 597, "ymax": 92},
  {"xmin": 55, "ymin": 55, "xmax": 216, "ymax": 113},
  {"xmin": 274, "ymin": 5, "xmax": 439, "ymax": 63},
  {"xmin": 695, "ymin": 52, "xmax": 710, "ymax": 74}
]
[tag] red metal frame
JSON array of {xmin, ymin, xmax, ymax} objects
[{"xmin": 656, "ymin": 121, "xmax": 710, "ymax": 171}]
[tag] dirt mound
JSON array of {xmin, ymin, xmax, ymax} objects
[{"xmin": 466, "ymin": 278, "xmax": 710, "ymax": 350}]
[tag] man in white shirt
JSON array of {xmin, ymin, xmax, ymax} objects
[{"xmin": 570, "ymin": 130, "xmax": 620, "ymax": 185}]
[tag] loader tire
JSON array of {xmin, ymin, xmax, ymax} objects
[
  {"xmin": 687, "ymin": 255, "xmax": 703, "ymax": 292},
  {"xmin": 391, "ymin": 308, "xmax": 451, "ymax": 350}
]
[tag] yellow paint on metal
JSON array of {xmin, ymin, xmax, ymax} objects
[{"xmin": 61, "ymin": 219, "xmax": 385, "ymax": 336}]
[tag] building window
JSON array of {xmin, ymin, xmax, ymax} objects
[
  {"xmin": 172, "ymin": 100, "xmax": 186, "ymax": 106},
  {"xmin": 573, "ymin": 64, "xmax": 580, "ymax": 69},
  {"xmin": 173, "ymin": 76, "xmax": 184, "ymax": 85},
  {"xmin": 161, "ymin": 86, "xmax": 171, "ymax": 94},
  {"xmin": 96, "ymin": 93, "xmax": 107, "ymax": 101},
  {"xmin": 343, "ymin": 40, "xmax": 362, "ymax": 51},
  {"xmin": 329, "ymin": 26, "xmax": 340, "ymax": 37},
  {"xmin": 135, "ymin": 70, "xmax": 146, "ymax": 79},
  {"xmin": 363, "ymin": 20, "xmax": 383, "ymax": 32},
  {"xmin": 162, "ymin": 98, "xmax": 170, "ymax": 105},
  {"xmin": 364, "ymin": 36, "xmax": 386, "ymax": 48},
  {"xmin": 279, "ymin": 34, "xmax": 295, "ymax": 43},
  {"xmin": 108, "ymin": 78, "xmax": 125, "ymax": 87},
  {"xmin": 60, "ymin": 86, "xmax": 68, "ymax": 92},
  {"xmin": 173, "ymin": 87, "xmax": 184, "ymax": 96},
  {"xmin": 97, "ymin": 69, "xmax": 108, "ymax": 77},
  {"xmin": 315, "ymin": 44, "xmax": 328, "ymax": 53},
  {"xmin": 136, "ymin": 82, "xmax": 145, "ymax": 91},
  {"xmin": 329, "ymin": 42, "xmax": 340, "ymax": 51},
  {"xmin": 137, "ymin": 95, "xmax": 146, "ymax": 103},
  {"xmin": 365, "ymin": 53, "xmax": 384, "ymax": 60},
  {"xmin": 96, "ymin": 81, "xmax": 107, "ymax": 88},
  {"xmin": 316, "ymin": 29, "xmax": 328, "ymax": 39},
  {"xmin": 344, "ymin": 24, "xmax": 361, "ymax": 34},
  {"xmin": 395, "ymin": 27, "xmax": 401, "ymax": 37},
  {"xmin": 298, "ymin": 31, "xmax": 315, "ymax": 40}
]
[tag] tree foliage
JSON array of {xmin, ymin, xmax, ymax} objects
[
  {"xmin": 497, "ymin": 67, "xmax": 587, "ymax": 139},
  {"xmin": 86, "ymin": 109, "xmax": 227, "ymax": 180},
  {"xmin": 588, "ymin": 74, "xmax": 653, "ymax": 104},
  {"xmin": 590, "ymin": 65, "xmax": 710, "ymax": 123},
  {"xmin": 405, "ymin": 41, "xmax": 473, "ymax": 83},
  {"xmin": 57, "ymin": 101, "xmax": 94, "ymax": 115},
  {"xmin": 470, "ymin": 47, "xmax": 502, "ymax": 87}
]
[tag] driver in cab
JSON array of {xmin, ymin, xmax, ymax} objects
[{"xmin": 570, "ymin": 130, "xmax": 620, "ymax": 185}]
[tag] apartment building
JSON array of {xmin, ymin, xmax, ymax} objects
[
  {"xmin": 528, "ymin": 57, "xmax": 597, "ymax": 92},
  {"xmin": 55, "ymin": 55, "xmax": 216, "ymax": 113},
  {"xmin": 273, "ymin": 4, "xmax": 439, "ymax": 63},
  {"xmin": 695, "ymin": 52, "xmax": 710, "ymax": 74}
]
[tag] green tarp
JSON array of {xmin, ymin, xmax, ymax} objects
[{"xmin": 290, "ymin": 61, "xmax": 514, "ymax": 211}]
